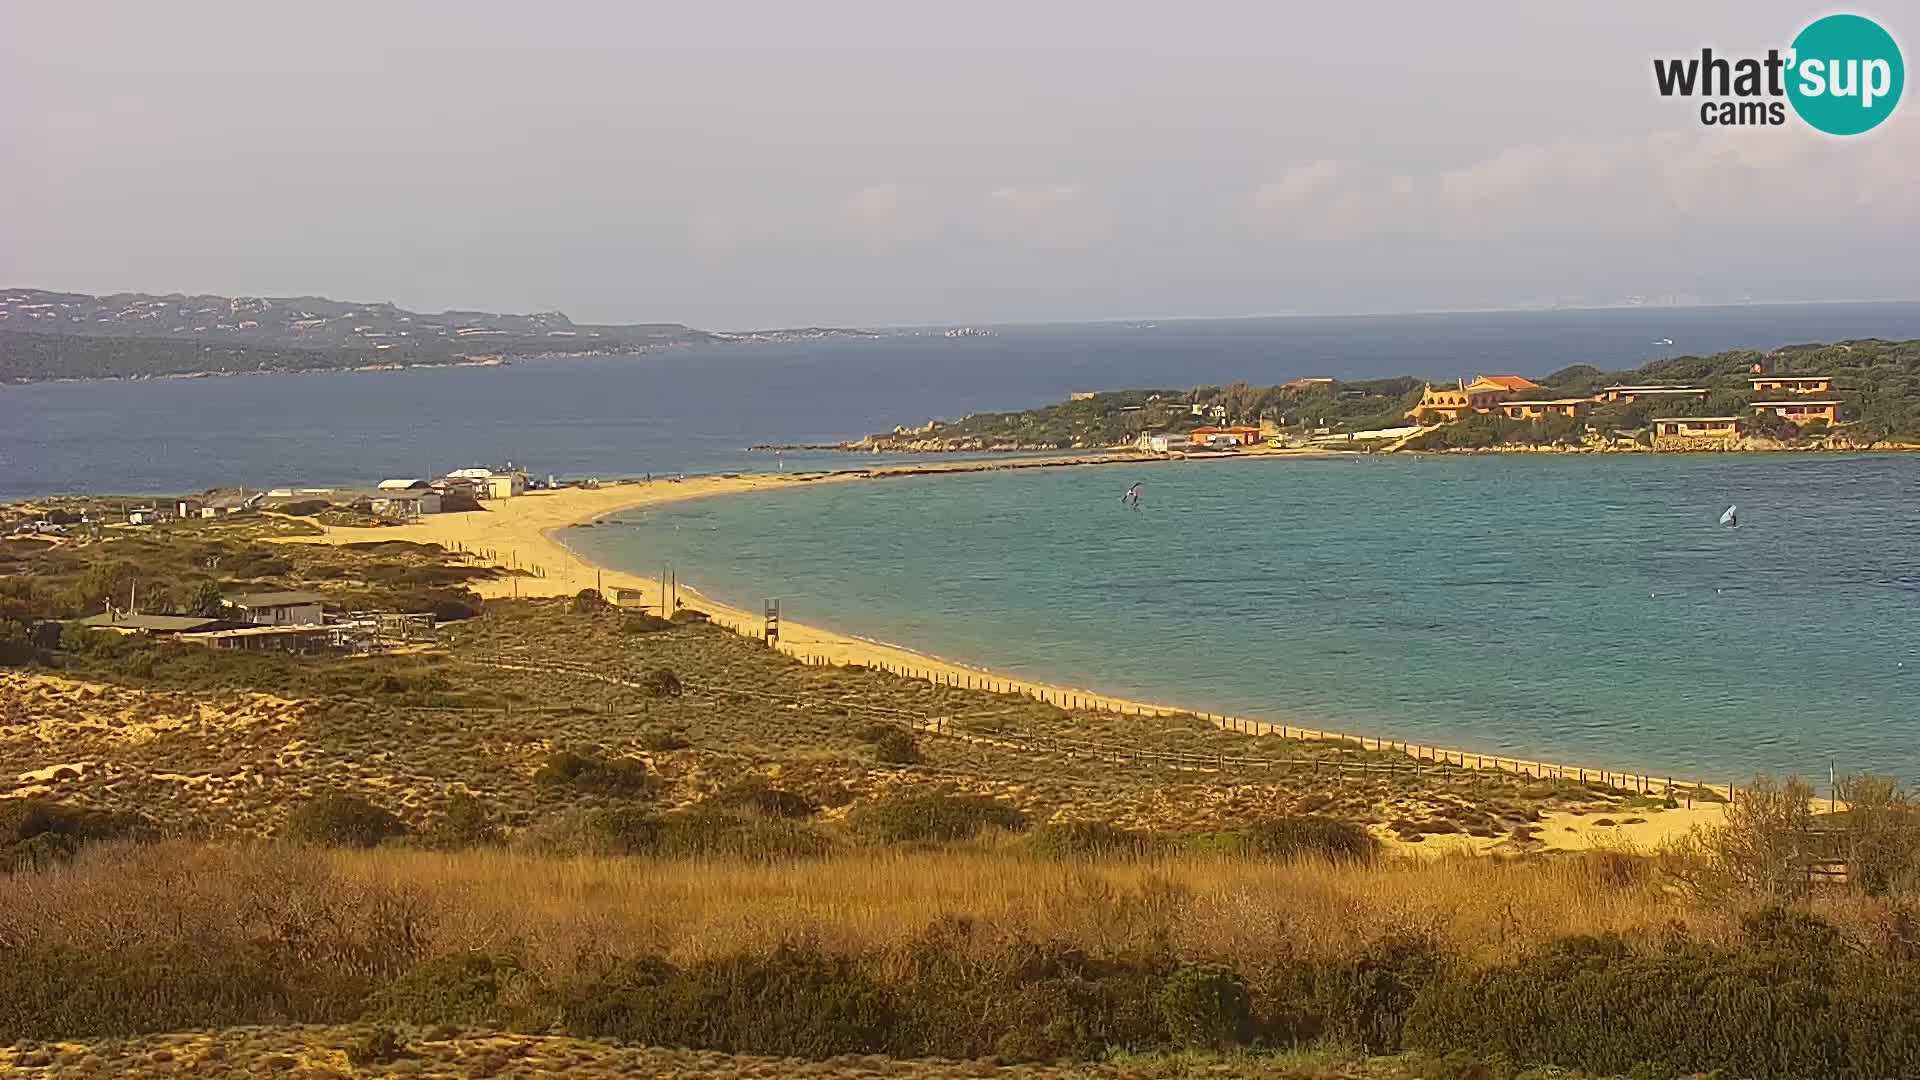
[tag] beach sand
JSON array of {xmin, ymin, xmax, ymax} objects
[{"xmin": 275, "ymin": 460, "xmax": 1726, "ymax": 851}]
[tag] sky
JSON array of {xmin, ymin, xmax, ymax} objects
[{"xmin": 2, "ymin": 2, "xmax": 1916, "ymax": 328}]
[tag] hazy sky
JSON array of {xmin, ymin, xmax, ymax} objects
[{"xmin": 3, "ymin": 2, "xmax": 1915, "ymax": 328}]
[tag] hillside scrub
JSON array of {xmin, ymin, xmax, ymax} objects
[{"xmin": 2, "ymin": 843, "xmax": 1917, "ymax": 1075}]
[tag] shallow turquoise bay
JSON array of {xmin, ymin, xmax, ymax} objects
[{"xmin": 567, "ymin": 454, "xmax": 1920, "ymax": 785}]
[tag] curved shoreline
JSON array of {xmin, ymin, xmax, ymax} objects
[{"xmin": 281, "ymin": 455, "xmax": 1736, "ymax": 846}]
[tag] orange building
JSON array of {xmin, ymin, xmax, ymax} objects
[
  {"xmin": 1597, "ymin": 384, "xmax": 1710, "ymax": 404},
  {"xmin": 1653, "ymin": 416, "xmax": 1745, "ymax": 439},
  {"xmin": 1189, "ymin": 425, "xmax": 1261, "ymax": 447},
  {"xmin": 1406, "ymin": 374, "xmax": 1540, "ymax": 423},
  {"xmin": 1498, "ymin": 399, "xmax": 1591, "ymax": 420},
  {"xmin": 1748, "ymin": 375, "xmax": 1832, "ymax": 395},
  {"xmin": 1751, "ymin": 400, "xmax": 1839, "ymax": 425}
]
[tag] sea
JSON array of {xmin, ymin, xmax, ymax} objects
[
  {"xmin": 7, "ymin": 300, "xmax": 1920, "ymax": 782},
  {"xmin": 6, "ymin": 301, "xmax": 1920, "ymax": 501},
  {"xmin": 570, "ymin": 453, "xmax": 1920, "ymax": 786}
]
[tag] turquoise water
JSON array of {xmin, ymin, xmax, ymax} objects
[{"xmin": 566, "ymin": 455, "xmax": 1920, "ymax": 785}]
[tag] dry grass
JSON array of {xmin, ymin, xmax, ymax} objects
[
  {"xmin": 13, "ymin": 839, "xmax": 1905, "ymax": 980},
  {"xmin": 0, "ymin": 1025, "xmax": 1523, "ymax": 1079}
]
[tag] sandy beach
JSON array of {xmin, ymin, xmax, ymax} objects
[{"xmin": 277, "ymin": 456, "xmax": 1727, "ymax": 850}]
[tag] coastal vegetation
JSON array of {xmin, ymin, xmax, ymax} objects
[
  {"xmin": 5, "ymin": 511, "xmax": 1919, "ymax": 1078},
  {"xmin": 850, "ymin": 338, "xmax": 1920, "ymax": 451}
]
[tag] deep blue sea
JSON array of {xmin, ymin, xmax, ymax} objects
[
  {"xmin": 5, "ymin": 301, "xmax": 1920, "ymax": 501},
  {"xmin": 569, "ymin": 453, "xmax": 1920, "ymax": 786},
  {"xmin": 8, "ymin": 302, "xmax": 1920, "ymax": 781}
]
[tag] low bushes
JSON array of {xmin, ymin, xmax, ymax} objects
[
  {"xmin": 533, "ymin": 749, "xmax": 660, "ymax": 797},
  {"xmin": 0, "ymin": 899, "xmax": 1915, "ymax": 1078},
  {"xmin": 710, "ymin": 776, "xmax": 817, "ymax": 819},
  {"xmin": 421, "ymin": 793, "xmax": 501, "ymax": 849},
  {"xmin": 869, "ymin": 727, "xmax": 921, "ymax": 764},
  {"xmin": 1, "ymin": 799, "xmax": 154, "ymax": 872},
  {"xmin": 635, "ymin": 666, "xmax": 682, "ymax": 698},
  {"xmin": 540, "ymin": 805, "xmax": 834, "ymax": 860},
  {"xmin": 1244, "ymin": 815, "xmax": 1380, "ymax": 865},
  {"xmin": 1158, "ymin": 963, "xmax": 1254, "ymax": 1049},
  {"xmin": 560, "ymin": 947, "xmax": 897, "ymax": 1058},
  {"xmin": 1405, "ymin": 928, "xmax": 1920, "ymax": 1079},
  {"xmin": 848, "ymin": 793, "xmax": 1028, "ymax": 844},
  {"xmin": 1027, "ymin": 820, "xmax": 1157, "ymax": 859},
  {"xmin": 367, "ymin": 953, "xmax": 525, "ymax": 1027},
  {"xmin": 283, "ymin": 795, "xmax": 408, "ymax": 848},
  {"xmin": 0, "ymin": 944, "xmax": 364, "ymax": 1042}
]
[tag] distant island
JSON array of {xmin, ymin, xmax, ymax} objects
[
  {"xmin": 0, "ymin": 288, "xmax": 881, "ymax": 383},
  {"xmin": 841, "ymin": 338, "xmax": 1920, "ymax": 453}
]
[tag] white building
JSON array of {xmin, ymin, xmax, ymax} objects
[{"xmin": 223, "ymin": 590, "xmax": 327, "ymax": 626}]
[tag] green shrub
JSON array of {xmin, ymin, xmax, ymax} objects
[
  {"xmin": 367, "ymin": 953, "xmax": 523, "ymax": 1026},
  {"xmin": 1158, "ymin": 963, "xmax": 1254, "ymax": 1050},
  {"xmin": 653, "ymin": 807, "xmax": 833, "ymax": 860},
  {"xmin": 0, "ymin": 944, "xmax": 365, "ymax": 1042},
  {"xmin": 712, "ymin": 776, "xmax": 817, "ymax": 819},
  {"xmin": 421, "ymin": 793, "xmax": 500, "ymax": 849},
  {"xmin": 533, "ymin": 749, "xmax": 659, "ymax": 797},
  {"xmin": 622, "ymin": 613, "xmax": 674, "ymax": 634},
  {"xmin": 1028, "ymin": 820, "xmax": 1156, "ymax": 859},
  {"xmin": 282, "ymin": 795, "xmax": 407, "ymax": 848},
  {"xmin": 637, "ymin": 666, "xmax": 682, "ymax": 698},
  {"xmin": 849, "ymin": 793, "xmax": 1028, "ymax": 844},
  {"xmin": 893, "ymin": 919, "xmax": 1166, "ymax": 1061},
  {"xmin": 569, "ymin": 588, "xmax": 608, "ymax": 614},
  {"xmin": 1245, "ymin": 815, "xmax": 1379, "ymax": 864},
  {"xmin": 1312, "ymin": 932, "xmax": 1447, "ymax": 1054},
  {"xmin": 1404, "ymin": 933, "xmax": 1920, "ymax": 1078},
  {"xmin": 870, "ymin": 728, "xmax": 921, "ymax": 765},
  {"xmin": 562, "ymin": 948, "xmax": 896, "ymax": 1057},
  {"xmin": 1, "ymin": 799, "xmax": 155, "ymax": 871},
  {"xmin": 992, "ymin": 972, "xmax": 1165, "ymax": 1062},
  {"xmin": 582, "ymin": 806, "xmax": 664, "ymax": 854},
  {"xmin": 345, "ymin": 1025, "xmax": 405, "ymax": 1066}
]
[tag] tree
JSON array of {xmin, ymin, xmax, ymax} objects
[
  {"xmin": 1836, "ymin": 775, "xmax": 1920, "ymax": 896},
  {"xmin": 186, "ymin": 581, "xmax": 226, "ymax": 618},
  {"xmin": 1710, "ymin": 776, "xmax": 1817, "ymax": 901}
]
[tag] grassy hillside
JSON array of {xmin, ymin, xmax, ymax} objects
[{"xmin": 855, "ymin": 339, "xmax": 1920, "ymax": 450}]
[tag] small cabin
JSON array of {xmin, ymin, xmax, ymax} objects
[
  {"xmin": 1748, "ymin": 375, "xmax": 1833, "ymax": 395},
  {"xmin": 1652, "ymin": 416, "xmax": 1745, "ymax": 438},
  {"xmin": 1751, "ymin": 400, "xmax": 1839, "ymax": 425}
]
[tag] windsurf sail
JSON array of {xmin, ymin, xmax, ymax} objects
[{"xmin": 1720, "ymin": 505, "xmax": 1738, "ymax": 527}]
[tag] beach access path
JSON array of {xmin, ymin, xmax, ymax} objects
[{"xmin": 273, "ymin": 454, "xmax": 1726, "ymax": 853}]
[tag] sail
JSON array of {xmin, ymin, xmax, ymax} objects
[{"xmin": 1720, "ymin": 505, "xmax": 1738, "ymax": 527}]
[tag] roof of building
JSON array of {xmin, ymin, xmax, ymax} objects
[
  {"xmin": 377, "ymin": 478, "xmax": 429, "ymax": 490},
  {"xmin": 372, "ymin": 489, "xmax": 438, "ymax": 501},
  {"xmin": 78, "ymin": 613, "xmax": 225, "ymax": 632},
  {"xmin": 1470, "ymin": 374, "xmax": 1541, "ymax": 391},
  {"xmin": 1748, "ymin": 374, "xmax": 1831, "ymax": 381},
  {"xmin": 1500, "ymin": 398, "xmax": 1592, "ymax": 406},
  {"xmin": 1751, "ymin": 400, "xmax": 1840, "ymax": 407},
  {"xmin": 1602, "ymin": 384, "xmax": 1709, "ymax": 392},
  {"xmin": 180, "ymin": 624, "xmax": 335, "ymax": 641},
  {"xmin": 224, "ymin": 590, "xmax": 329, "ymax": 609},
  {"xmin": 1652, "ymin": 416, "xmax": 1745, "ymax": 423},
  {"xmin": 1191, "ymin": 425, "xmax": 1261, "ymax": 433}
]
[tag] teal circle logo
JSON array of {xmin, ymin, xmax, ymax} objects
[{"xmin": 1787, "ymin": 14, "xmax": 1904, "ymax": 135}]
